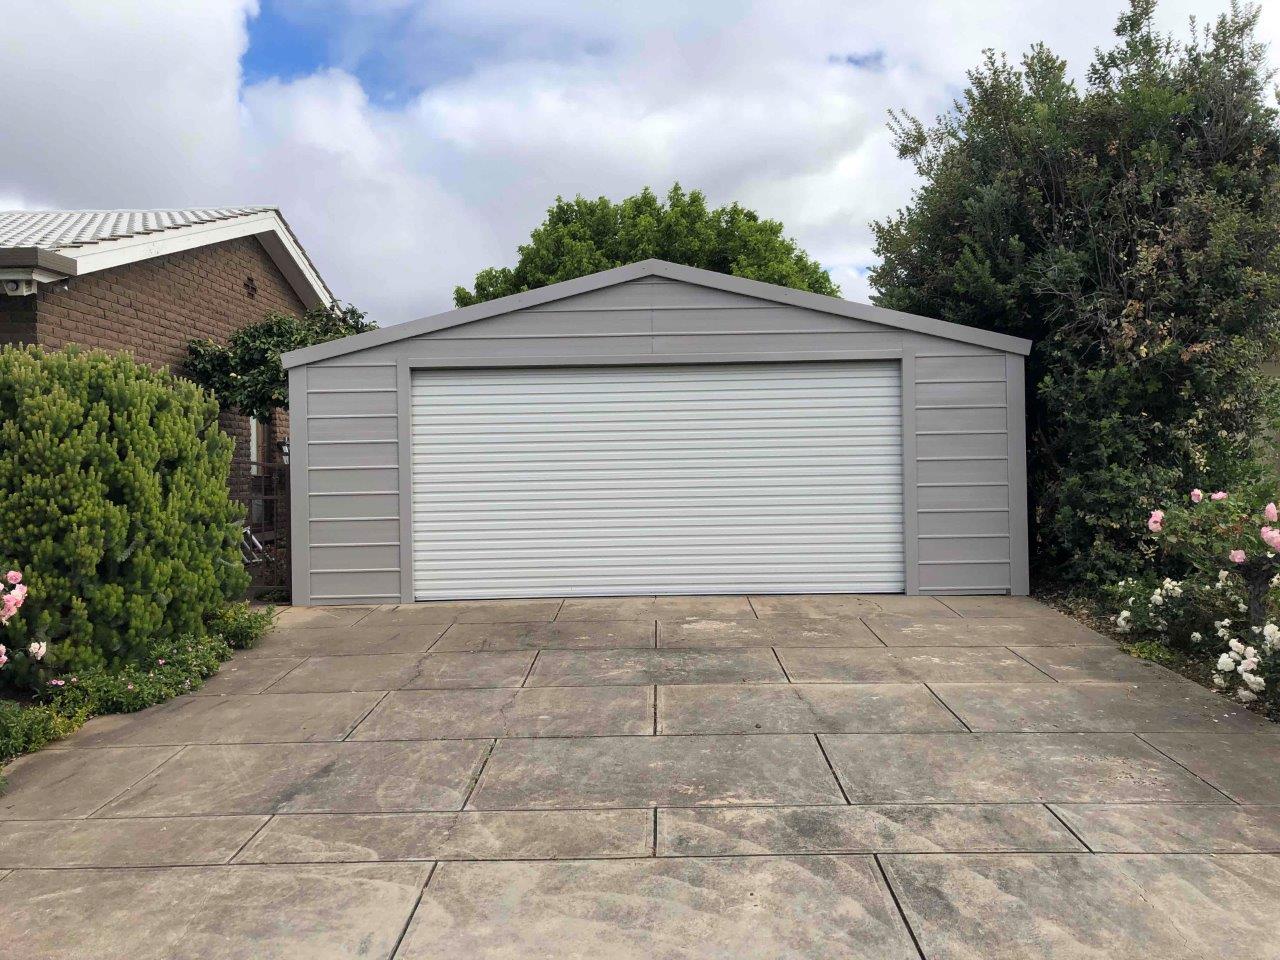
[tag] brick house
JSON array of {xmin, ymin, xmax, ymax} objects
[{"xmin": 0, "ymin": 208, "xmax": 335, "ymax": 563}]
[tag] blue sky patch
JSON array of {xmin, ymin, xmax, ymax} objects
[{"xmin": 829, "ymin": 50, "xmax": 886, "ymax": 71}]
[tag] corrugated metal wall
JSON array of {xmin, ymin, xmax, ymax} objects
[{"xmin": 289, "ymin": 276, "xmax": 1027, "ymax": 603}]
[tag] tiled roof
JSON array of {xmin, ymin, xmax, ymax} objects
[{"xmin": 0, "ymin": 208, "xmax": 276, "ymax": 250}]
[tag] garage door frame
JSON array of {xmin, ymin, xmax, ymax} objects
[{"xmin": 393, "ymin": 349, "xmax": 920, "ymax": 602}]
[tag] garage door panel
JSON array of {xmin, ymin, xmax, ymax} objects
[{"xmin": 411, "ymin": 362, "xmax": 904, "ymax": 599}]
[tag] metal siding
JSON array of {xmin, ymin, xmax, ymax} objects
[
  {"xmin": 288, "ymin": 275, "xmax": 1031, "ymax": 605},
  {"xmin": 300, "ymin": 364, "xmax": 403, "ymax": 604},
  {"xmin": 912, "ymin": 347, "xmax": 1014, "ymax": 594},
  {"xmin": 410, "ymin": 362, "xmax": 905, "ymax": 599}
]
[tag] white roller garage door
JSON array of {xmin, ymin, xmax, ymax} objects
[{"xmin": 410, "ymin": 361, "xmax": 904, "ymax": 599}]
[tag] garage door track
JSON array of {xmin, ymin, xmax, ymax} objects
[{"xmin": 4, "ymin": 595, "xmax": 1280, "ymax": 959}]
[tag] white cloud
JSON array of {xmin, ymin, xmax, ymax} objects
[{"xmin": 0, "ymin": 0, "xmax": 1265, "ymax": 321}]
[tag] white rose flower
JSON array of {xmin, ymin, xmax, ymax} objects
[
  {"xmin": 1244, "ymin": 673, "xmax": 1266, "ymax": 692},
  {"xmin": 1264, "ymin": 624, "xmax": 1280, "ymax": 643},
  {"xmin": 1217, "ymin": 653, "xmax": 1237, "ymax": 672},
  {"xmin": 1214, "ymin": 675, "xmax": 1228, "ymax": 689},
  {"xmin": 1238, "ymin": 689, "xmax": 1259, "ymax": 703},
  {"xmin": 1239, "ymin": 658, "xmax": 1259, "ymax": 674},
  {"xmin": 27, "ymin": 641, "xmax": 45, "ymax": 660},
  {"xmin": 1190, "ymin": 632, "xmax": 1203, "ymax": 643},
  {"xmin": 1229, "ymin": 638, "xmax": 1246, "ymax": 655}
]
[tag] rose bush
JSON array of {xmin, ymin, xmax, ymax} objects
[{"xmin": 1113, "ymin": 482, "xmax": 1280, "ymax": 713}]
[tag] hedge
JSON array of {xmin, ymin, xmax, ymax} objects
[{"xmin": 0, "ymin": 345, "xmax": 249, "ymax": 689}]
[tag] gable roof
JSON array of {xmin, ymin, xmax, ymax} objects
[
  {"xmin": 282, "ymin": 259, "xmax": 1030, "ymax": 368},
  {"xmin": 0, "ymin": 207, "xmax": 332, "ymax": 306}
]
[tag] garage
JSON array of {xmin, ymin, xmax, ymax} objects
[{"xmin": 284, "ymin": 259, "xmax": 1031, "ymax": 605}]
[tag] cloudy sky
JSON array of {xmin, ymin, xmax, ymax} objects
[{"xmin": 3, "ymin": 0, "xmax": 1275, "ymax": 324}]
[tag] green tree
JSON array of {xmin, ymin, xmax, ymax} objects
[
  {"xmin": 870, "ymin": 0, "xmax": 1280, "ymax": 587},
  {"xmin": 185, "ymin": 302, "xmax": 375, "ymax": 421},
  {"xmin": 454, "ymin": 183, "xmax": 838, "ymax": 306}
]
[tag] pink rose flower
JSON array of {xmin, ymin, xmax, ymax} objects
[
  {"xmin": 1190, "ymin": 489, "xmax": 1204, "ymax": 503},
  {"xmin": 1230, "ymin": 549, "xmax": 1247, "ymax": 564},
  {"xmin": 4, "ymin": 570, "xmax": 19, "ymax": 585},
  {"xmin": 1267, "ymin": 503, "xmax": 1279, "ymax": 523},
  {"xmin": 1148, "ymin": 509, "xmax": 1165, "ymax": 533},
  {"xmin": 1211, "ymin": 491, "xmax": 1228, "ymax": 501},
  {"xmin": 1262, "ymin": 526, "xmax": 1280, "ymax": 552}
]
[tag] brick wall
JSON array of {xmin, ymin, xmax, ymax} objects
[{"xmin": 22, "ymin": 235, "xmax": 309, "ymax": 501}]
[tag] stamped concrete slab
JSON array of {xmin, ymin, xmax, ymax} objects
[
  {"xmin": 778, "ymin": 646, "xmax": 1050, "ymax": 683},
  {"xmin": 933, "ymin": 682, "xmax": 1267, "ymax": 733},
  {"xmin": 194, "ymin": 657, "xmax": 304, "ymax": 695},
  {"xmin": 350, "ymin": 686, "xmax": 653, "ymax": 740},
  {"xmin": 470, "ymin": 734, "xmax": 845, "ymax": 809},
  {"xmin": 866, "ymin": 615, "xmax": 1109, "ymax": 647},
  {"xmin": 750, "ymin": 594, "xmax": 956, "ymax": 619},
  {"xmin": 97, "ymin": 740, "xmax": 490, "ymax": 817},
  {"xmin": 1051, "ymin": 803, "xmax": 1280, "ymax": 853},
  {"xmin": 657, "ymin": 683, "xmax": 965, "ymax": 734},
  {"xmin": 526, "ymin": 648, "xmax": 785, "ymax": 686},
  {"xmin": 272, "ymin": 605, "xmax": 376, "ymax": 629},
  {"xmin": 819, "ymin": 733, "xmax": 1231, "ymax": 803},
  {"xmin": 402, "ymin": 651, "xmax": 537, "ymax": 688},
  {"xmin": 880, "ymin": 853, "xmax": 1280, "ymax": 960},
  {"xmin": 266, "ymin": 653, "xmax": 428, "ymax": 692},
  {"xmin": 659, "ymin": 804, "xmax": 1082, "ymax": 856},
  {"xmin": 354, "ymin": 604, "xmax": 465, "ymax": 626},
  {"xmin": 0, "ymin": 747, "xmax": 178, "ymax": 820},
  {"xmin": 1141, "ymin": 732, "xmax": 1280, "ymax": 803},
  {"xmin": 237, "ymin": 809, "xmax": 653, "ymax": 863},
  {"xmin": 658, "ymin": 616, "xmax": 882, "ymax": 648},
  {"xmin": 398, "ymin": 855, "xmax": 919, "ymax": 960},
  {"xmin": 412, "ymin": 598, "xmax": 565, "ymax": 623},
  {"xmin": 433, "ymin": 620, "xmax": 655, "ymax": 651},
  {"xmin": 556, "ymin": 595, "xmax": 755, "ymax": 620},
  {"xmin": 243, "ymin": 625, "xmax": 447, "ymax": 658},
  {"xmin": 1009, "ymin": 645, "xmax": 1178, "ymax": 681},
  {"xmin": 68, "ymin": 692, "xmax": 383, "ymax": 746},
  {"xmin": 940, "ymin": 595, "xmax": 1067, "ymax": 618},
  {"xmin": 268, "ymin": 651, "xmax": 536, "ymax": 693},
  {"xmin": 2, "ymin": 862, "xmax": 432, "ymax": 960},
  {"xmin": 0, "ymin": 816, "xmax": 267, "ymax": 868}
]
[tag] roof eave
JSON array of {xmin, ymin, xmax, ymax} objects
[
  {"xmin": 0, "ymin": 247, "xmax": 79, "ymax": 276},
  {"xmin": 43, "ymin": 210, "xmax": 332, "ymax": 308}
]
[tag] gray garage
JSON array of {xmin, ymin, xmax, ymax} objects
[{"xmin": 283, "ymin": 260, "xmax": 1031, "ymax": 605}]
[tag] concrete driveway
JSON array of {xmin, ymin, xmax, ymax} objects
[{"xmin": 4, "ymin": 594, "xmax": 1280, "ymax": 959}]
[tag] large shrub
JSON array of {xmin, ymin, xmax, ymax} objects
[
  {"xmin": 0, "ymin": 346, "xmax": 248, "ymax": 688},
  {"xmin": 870, "ymin": 0, "xmax": 1280, "ymax": 587}
]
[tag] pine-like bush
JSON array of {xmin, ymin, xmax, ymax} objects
[{"xmin": 0, "ymin": 346, "xmax": 248, "ymax": 688}]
